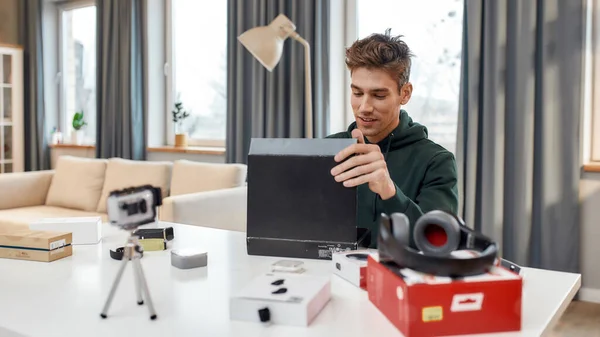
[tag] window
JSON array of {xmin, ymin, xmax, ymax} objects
[
  {"xmin": 350, "ymin": 0, "xmax": 464, "ymax": 154},
  {"xmin": 59, "ymin": 3, "xmax": 96, "ymax": 144},
  {"xmin": 585, "ymin": 0, "xmax": 600, "ymax": 164},
  {"xmin": 168, "ymin": 0, "xmax": 228, "ymax": 146}
]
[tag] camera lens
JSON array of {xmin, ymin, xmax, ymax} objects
[{"xmin": 139, "ymin": 200, "xmax": 147, "ymax": 213}]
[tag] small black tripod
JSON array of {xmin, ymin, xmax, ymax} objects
[{"xmin": 100, "ymin": 233, "xmax": 157, "ymax": 320}]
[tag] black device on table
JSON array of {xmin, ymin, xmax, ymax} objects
[{"xmin": 246, "ymin": 138, "xmax": 370, "ymax": 260}]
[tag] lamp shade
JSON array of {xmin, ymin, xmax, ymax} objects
[{"xmin": 238, "ymin": 14, "xmax": 297, "ymax": 71}]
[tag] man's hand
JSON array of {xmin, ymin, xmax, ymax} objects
[{"xmin": 330, "ymin": 129, "xmax": 396, "ymax": 200}]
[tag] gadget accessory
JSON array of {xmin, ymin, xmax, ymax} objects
[
  {"xmin": 377, "ymin": 210, "xmax": 498, "ymax": 277},
  {"xmin": 271, "ymin": 260, "xmax": 304, "ymax": 273},
  {"xmin": 171, "ymin": 249, "xmax": 208, "ymax": 269},
  {"xmin": 133, "ymin": 227, "xmax": 174, "ymax": 241},
  {"xmin": 110, "ymin": 246, "xmax": 143, "ymax": 261}
]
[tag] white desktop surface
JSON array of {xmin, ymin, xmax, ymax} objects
[{"xmin": 0, "ymin": 222, "xmax": 581, "ymax": 337}]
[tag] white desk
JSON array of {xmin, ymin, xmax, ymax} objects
[{"xmin": 0, "ymin": 222, "xmax": 581, "ymax": 337}]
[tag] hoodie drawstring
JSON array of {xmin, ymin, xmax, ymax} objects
[{"xmin": 372, "ymin": 133, "xmax": 394, "ymax": 221}]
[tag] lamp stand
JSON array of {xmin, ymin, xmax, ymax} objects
[{"xmin": 290, "ymin": 32, "xmax": 313, "ymax": 139}]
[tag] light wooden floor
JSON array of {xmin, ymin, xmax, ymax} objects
[{"xmin": 549, "ymin": 300, "xmax": 600, "ymax": 336}]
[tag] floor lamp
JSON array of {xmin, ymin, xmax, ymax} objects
[{"xmin": 238, "ymin": 14, "xmax": 313, "ymax": 138}]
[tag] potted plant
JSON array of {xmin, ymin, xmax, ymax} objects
[
  {"xmin": 71, "ymin": 111, "xmax": 87, "ymax": 145},
  {"xmin": 172, "ymin": 100, "xmax": 190, "ymax": 147}
]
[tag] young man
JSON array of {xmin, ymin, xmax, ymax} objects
[{"xmin": 328, "ymin": 31, "xmax": 459, "ymax": 248}]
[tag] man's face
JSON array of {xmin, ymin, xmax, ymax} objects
[{"xmin": 350, "ymin": 67, "xmax": 412, "ymax": 143}]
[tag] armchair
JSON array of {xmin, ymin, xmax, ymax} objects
[{"xmin": 158, "ymin": 160, "xmax": 248, "ymax": 232}]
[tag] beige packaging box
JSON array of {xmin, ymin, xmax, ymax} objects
[{"xmin": 0, "ymin": 230, "xmax": 73, "ymax": 262}]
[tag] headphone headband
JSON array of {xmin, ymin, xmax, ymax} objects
[{"xmin": 377, "ymin": 211, "xmax": 498, "ymax": 277}]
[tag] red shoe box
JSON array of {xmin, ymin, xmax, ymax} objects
[{"xmin": 367, "ymin": 254, "xmax": 522, "ymax": 337}]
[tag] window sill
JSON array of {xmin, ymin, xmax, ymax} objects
[
  {"xmin": 49, "ymin": 144, "xmax": 226, "ymax": 156},
  {"xmin": 147, "ymin": 146, "xmax": 225, "ymax": 156},
  {"xmin": 583, "ymin": 163, "xmax": 600, "ymax": 173},
  {"xmin": 49, "ymin": 143, "xmax": 95, "ymax": 150}
]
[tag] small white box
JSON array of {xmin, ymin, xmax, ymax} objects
[
  {"xmin": 230, "ymin": 273, "xmax": 331, "ymax": 326},
  {"xmin": 332, "ymin": 249, "xmax": 378, "ymax": 289},
  {"xmin": 30, "ymin": 217, "xmax": 102, "ymax": 245}
]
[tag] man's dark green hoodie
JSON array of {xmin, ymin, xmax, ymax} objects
[{"xmin": 327, "ymin": 110, "xmax": 459, "ymax": 249}]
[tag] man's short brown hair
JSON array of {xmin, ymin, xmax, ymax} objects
[{"xmin": 345, "ymin": 29, "xmax": 414, "ymax": 92}]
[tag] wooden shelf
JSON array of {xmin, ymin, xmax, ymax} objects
[{"xmin": 0, "ymin": 43, "xmax": 22, "ymax": 50}]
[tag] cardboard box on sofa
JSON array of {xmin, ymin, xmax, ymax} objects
[
  {"xmin": 367, "ymin": 254, "xmax": 522, "ymax": 337},
  {"xmin": 246, "ymin": 138, "xmax": 371, "ymax": 260},
  {"xmin": 0, "ymin": 230, "xmax": 72, "ymax": 262}
]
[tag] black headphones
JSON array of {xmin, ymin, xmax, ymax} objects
[{"xmin": 377, "ymin": 210, "xmax": 498, "ymax": 277}]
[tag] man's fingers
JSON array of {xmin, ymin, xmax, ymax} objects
[
  {"xmin": 334, "ymin": 143, "xmax": 379, "ymax": 162},
  {"xmin": 331, "ymin": 150, "xmax": 382, "ymax": 175},
  {"xmin": 351, "ymin": 128, "xmax": 366, "ymax": 144},
  {"xmin": 342, "ymin": 168, "xmax": 386, "ymax": 187},
  {"xmin": 342, "ymin": 170, "xmax": 375, "ymax": 187},
  {"xmin": 333, "ymin": 160, "xmax": 386, "ymax": 183}
]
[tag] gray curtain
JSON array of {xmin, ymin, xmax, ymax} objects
[
  {"xmin": 226, "ymin": 0, "xmax": 330, "ymax": 164},
  {"xmin": 96, "ymin": 0, "xmax": 146, "ymax": 160},
  {"xmin": 457, "ymin": 0, "xmax": 583, "ymax": 273},
  {"xmin": 19, "ymin": 0, "xmax": 50, "ymax": 171}
]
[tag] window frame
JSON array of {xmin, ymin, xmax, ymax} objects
[
  {"xmin": 57, "ymin": 0, "xmax": 96, "ymax": 143},
  {"xmin": 588, "ymin": 0, "xmax": 600, "ymax": 164},
  {"xmin": 164, "ymin": 0, "xmax": 226, "ymax": 148}
]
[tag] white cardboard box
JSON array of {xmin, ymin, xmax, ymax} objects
[
  {"xmin": 30, "ymin": 217, "xmax": 102, "ymax": 245},
  {"xmin": 332, "ymin": 249, "xmax": 378, "ymax": 289},
  {"xmin": 230, "ymin": 273, "xmax": 331, "ymax": 326}
]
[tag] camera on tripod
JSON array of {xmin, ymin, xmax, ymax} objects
[
  {"xmin": 101, "ymin": 184, "xmax": 163, "ymax": 321},
  {"xmin": 106, "ymin": 185, "xmax": 162, "ymax": 231}
]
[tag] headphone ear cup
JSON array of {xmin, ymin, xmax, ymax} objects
[
  {"xmin": 413, "ymin": 210, "xmax": 461, "ymax": 256},
  {"xmin": 389, "ymin": 213, "xmax": 411, "ymax": 247},
  {"xmin": 378, "ymin": 213, "xmax": 392, "ymax": 241}
]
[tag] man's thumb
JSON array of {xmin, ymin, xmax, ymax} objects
[{"xmin": 351, "ymin": 128, "xmax": 365, "ymax": 144}]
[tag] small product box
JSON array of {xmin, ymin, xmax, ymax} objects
[
  {"xmin": 30, "ymin": 216, "xmax": 102, "ymax": 245},
  {"xmin": 230, "ymin": 273, "xmax": 331, "ymax": 326},
  {"xmin": 367, "ymin": 255, "xmax": 522, "ymax": 337},
  {"xmin": 0, "ymin": 230, "xmax": 72, "ymax": 262},
  {"xmin": 332, "ymin": 248, "xmax": 378, "ymax": 290}
]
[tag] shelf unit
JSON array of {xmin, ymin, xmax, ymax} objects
[{"xmin": 0, "ymin": 45, "xmax": 23, "ymax": 174}]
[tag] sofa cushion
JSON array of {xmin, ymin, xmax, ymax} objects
[
  {"xmin": 170, "ymin": 160, "xmax": 247, "ymax": 196},
  {"xmin": 96, "ymin": 158, "xmax": 173, "ymax": 213},
  {"xmin": 45, "ymin": 156, "xmax": 108, "ymax": 212},
  {"xmin": 0, "ymin": 205, "xmax": 108, "ymax": 233}
]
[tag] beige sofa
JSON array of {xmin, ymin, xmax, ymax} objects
[{"xmin": 0, "ymin": 156, "xmax": 248, "ymax": 233}]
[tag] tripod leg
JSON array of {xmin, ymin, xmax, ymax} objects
[
  {"xmin": 133, "ymin": 258, "xmax": 144, "ymax": 305},
  {"xmin": 133, "ymin": 258, "xmax": 157, "ymax": 320},
  {"xmin": 100, "ymin": 256, "xmax": 129, "ymax": 319}
]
